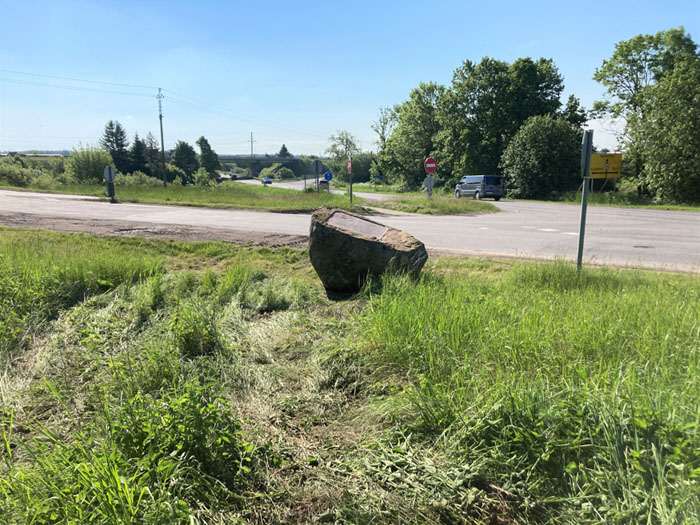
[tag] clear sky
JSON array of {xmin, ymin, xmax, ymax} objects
[{"xmin": 1, "ymin": 0, "xmax": 698, "ymax": 155}]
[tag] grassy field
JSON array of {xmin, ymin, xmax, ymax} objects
[
  {"xmin": 1, "ymin": 228, "xmax": 698, "ymax": 523},
  {"xmin": 0, "ymin": 181, "xmax": 361, "ymax": 212}
]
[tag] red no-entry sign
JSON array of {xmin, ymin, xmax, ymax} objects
[
  {"xmin": 424, "ymin": 157, "xmax": 437, "ymax": 173},
  {"xmin": 347, "ymin": 156, "xmax": 352, "ymax": 174}
]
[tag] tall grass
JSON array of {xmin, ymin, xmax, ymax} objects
[
  {"xmin": 364, "ymin": 263, "xmax": 700, "ymax": 522},
  {"xmin": 0, "ymin": 230, "xmax": 161, "ymax": 359}
]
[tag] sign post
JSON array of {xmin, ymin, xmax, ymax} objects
[
  {"xmin": 311, "ymin": 159, "xmax": 325, "ymax": 195},
  {"xmin": 348, "ymin": 155, "xmax": 353, "ymax": 204},
  {"xmin": 424, "ymin": 157, "xmax": 437, "ymax": 199},
  {"xmin": 577, "ymin": 130, "xmax": 593, "ymax": 271},
  {"xmin": 103, "ymin": 166, "xmax": 116, "ymax": 203}
]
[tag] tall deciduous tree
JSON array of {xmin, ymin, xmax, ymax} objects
[
  {"xmin": 380, "ymin": 82, "xmax": 444, "ymax": 189},
  {"xmin": 326, "ymin": 130, "xmax": 359, "ymax": 159},
  {"xmin": 561, "ymin": 95, "xmax": 587, "ymax": 128},
  {"xmin": 437, "ymin": 57, "xmax": 564, "ymax": 184},
  {"xmin": 593, "ymin": 27, "xmax": 699, "ymax": 196},
  {"xmin": 196, "ymin": 136, "xmax": 220, "ymax": 176},
  {"xmin": 100, "ymin": 120, "xmax": 130, "ymax": 173},
  {"xmin": 171, "ymin": 141, "xmax": 199, "ymax": 183},
  {"xmin": 632, "ymin": 56, "xmax": 700, "ymax": 203}
]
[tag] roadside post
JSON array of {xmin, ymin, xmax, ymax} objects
[
  {"xmin": 577, "ymin": 130, "xmax": 593, "ymax": 271},
  {"xmin": 311, "ymin": 159, "xmax": 324, "ymax": 195},
  {"xmin": 104, "ymin": 165, "xmax": 116, "ymax": 203},
  {"xmin": 424, "ymin": 157, "xmax": 437, "ymax": 199},
  {"xmin": 348, "ymin": 155, "xmax": 353, "ymax": 203}
]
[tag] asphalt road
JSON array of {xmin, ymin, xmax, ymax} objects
[{"xmin": 1, "ymin": 189, "xmax": 698, "ymax": 272}]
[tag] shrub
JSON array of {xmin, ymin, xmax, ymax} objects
[
  {"xmin": 65, "ymin": 144, "xmax": 114, "ymax": 183},
  {"xmin": 501, "ymin": 115, "xmax": 582, "ymax": 199},
  {"xmin": 193, "ymin": 167, "xmax": 215, "ymax": 187}
]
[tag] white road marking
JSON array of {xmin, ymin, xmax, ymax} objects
[
  {"xmin": 522, "ymin": 226, "xmax": 536, "ymax": 229},
  {"xmin": 563, "ymin": 232, "xmax": 578, "ymax": 236},
  {"xmin": 479, "ymin": 227, "xmax": 489, "ymax": 230},
  {"xmin": 538, "ymin": 228, "xmax": 559, "ymax": 232}
]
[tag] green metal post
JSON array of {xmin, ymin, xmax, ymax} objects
[{"xmin": 577, "ymin": 130, "xmax": 593, "ymax": 271}]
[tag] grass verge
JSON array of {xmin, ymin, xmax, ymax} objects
[
  {"xmin": 1, "ymin": 229, "xmax": 698, "ymax": 523},
  {"xmin": 0, "ymin": 181, "xmax": 362, "ymax": 212},
  {"xmin": 376, "ymin": 194, "xmax": 499, "ymax": 214}
]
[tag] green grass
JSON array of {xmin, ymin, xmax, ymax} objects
[
  {"xmin": 363, "ymin": 263, "xmax": 700, "ymax": 523},
  {"xmin": 0, "ymin": 181, "xmax": 362, "ymax": 212},
  {"xmin": 554, "ymin": 189, "xmax": 700, "ymax": 212},
  {"xmin": 375, "ymin": 194, "xmax": 499, "ymax": 214},
  {"xmin": 2, "ymin": 229, "xmax": 698, "ymax": 523}
]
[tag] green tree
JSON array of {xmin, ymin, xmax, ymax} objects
[
  {"xmin": 100, "ymin": 120, "xmax": 130, "ymax": 173},
  {"xmin": 500, "ymin": 115, "xmax": 582, "ymax": 199},
  {"xmin": 437, "ymin": 57, "xmax": 564, "ymax": 184},
  {"xmin": 171, "ymin": 141, "xmax": 199, "ymax": 182},
  {"xmin": 129, "ymin": 133, "xmax": 148, "ymax": 175},
  {"xmin": 380, "ymin": 82, "xmax": 444, "ymax": 189},
  {"xmin": 196, "ymin": 136, "xmax": 220, "ymax": 176},
  {"xmin": 371, "ymin": 106, "xmax": 398, "ymax": 152},
  {"xmin": 144, "ymin": 132, "xmax": 161, "ymax": 179},
  {"xmin": 593, "ymin": 27, "xmax": 699, "ymax": 196},
  {"xmin": 326, "ymin": 130, "xmax": 359, "ymax": 159},
  {"xmin": 277, "ymin": 144, "xmax": 292, "ymax": 158},
  {"xmin": 66, "ymin": 144, "xmax": 114, "ymax": 183},
  {"xmin": 632, "ymin": 56, "xmax": 700, "ymax": 202},
  {"xmin": 561, "ymin": 95, "xmax": 587, "ymax": 127}
]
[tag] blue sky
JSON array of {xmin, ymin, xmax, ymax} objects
[{"xmin": 1, "ymin": 0, "xmax": 698, "ymax": 154}]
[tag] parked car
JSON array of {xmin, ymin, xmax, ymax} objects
[
  {"xmin": 455, "ymin": 175, "xmax": 504, "ymax": 200},
  {"xmin": 316, "ymin": 179, "xmax": 329, "ymax": 190},
  {"xmin": 261, "ymin": 177, "xmax": 272, "ymax": 185}
]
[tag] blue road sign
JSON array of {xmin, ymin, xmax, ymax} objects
[{"xmin": 324, "ymin": 171, "xmax": 333, "ymax": 181}]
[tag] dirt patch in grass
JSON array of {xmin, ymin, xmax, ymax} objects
[{"xmin": 0, "ymin": 211, "xmax": 308, "ymax": 249}]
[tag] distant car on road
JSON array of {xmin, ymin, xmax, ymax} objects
[
  {"xmin": 316, "ymin": 179, "xmax": 329, "ymax": 190},
  {"xmin": 262, "ymin": 177, "xmax": 272, "ymax": 185},
  {"xmin": 455, "ymin": 175, "xmax": 503, "ymax": 200}
]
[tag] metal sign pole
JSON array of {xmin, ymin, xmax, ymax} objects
[{"xmin": 577, "ymin": 130, "xmax": 593, "ymax": 271}]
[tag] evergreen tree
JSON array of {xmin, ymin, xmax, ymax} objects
[
  {"xmin": 171, "ymin": 141, "xmax": 199, "ymax": 182},
  {"xmin": 144, "ymin": 132, "xmax": 161, "ymax": 178},
  {"xmin": 100, "ymin": 120, "xmax": 130, "ymax": 173},
  {"xmin": 129, "ymin": 133, "xmax": 148, "ymax": 174},
  {"xmin": 277, "ymin": 144, "xmax": 292, "ymax": 158},
  {"xmin": 196, "ymin": 136, "xmax": 220, "ymax": 176}
]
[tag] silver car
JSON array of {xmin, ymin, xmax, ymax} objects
[{"xmin": 455, "ymin": 175, "xmax": 504, "ymax": 200}]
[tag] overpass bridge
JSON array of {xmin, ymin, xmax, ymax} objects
[{"xmin": 218, "ymin": 155, "xmax": 294, "ymax": 177}]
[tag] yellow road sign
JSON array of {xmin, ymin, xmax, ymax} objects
[{"xmin": 589, "ymin": 153, "xmax": 622, "ymax": 179}]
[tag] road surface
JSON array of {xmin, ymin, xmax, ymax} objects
[{"xmin": 1, "ymin": 190, "xmax": 698, "ymax": 272}]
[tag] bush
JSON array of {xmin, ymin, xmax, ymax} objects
[
  {"xmin": 115, "ymin": 171, "xmax": 163, "ymax": 187},
  {"xmin": 193, "ymin": 167, "xmax": 215, "ymax": 187},
  {"xmin": 260, "ymin": 163, "xmax": 294, "ymax": 180},
  {"xmin": 65, "ymin": 144, "xmax": 114, "ymax": 183},
  {"xmin": 501, "ymin": 115, "xmax": 582, "ymax": 199}
]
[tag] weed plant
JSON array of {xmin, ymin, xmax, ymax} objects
[{"xmin": 363, "ymin": 262, "xmax": 700, "ymax": 522}]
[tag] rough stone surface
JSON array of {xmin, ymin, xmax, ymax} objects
[{"xmin": 309, "ymin": 207, "xmax": 428, "ymax": 293}]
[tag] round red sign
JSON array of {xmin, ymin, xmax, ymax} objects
[{"xmin": 424, "ymin": 157, "xmax": 437, "ymax": 173}]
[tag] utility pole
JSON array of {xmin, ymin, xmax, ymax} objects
[
  {"xmin": 249, "ymin": 132, "xmax": 256, "ymax": 157},
  {"xmin": 157, "ymin": 88, "xmax": 167, "ymax": 188}
]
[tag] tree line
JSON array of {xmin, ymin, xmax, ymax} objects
[
  {"xmin": 369, "ymin": 27, "xmax": 699, "ymax": 203},
  {"xmin": 99, "ymin": 121, "xmax": 221, "ymax": 186}
]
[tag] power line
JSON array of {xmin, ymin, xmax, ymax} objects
[
  {"xmin": 2, "ymin": 69, "xmax": 329, "ymax": 141},
  {"xmin": 0, "ymin": 77, "xmax": 152, "ymax": 97},
  {"xmin": 0, "ymin": 68, "xmax": 157, "ymax": 90}
]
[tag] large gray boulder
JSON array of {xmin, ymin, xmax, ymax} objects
[{"xmin": 309, "ymin": 207, "xmax": 428, "ymax": 293}]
